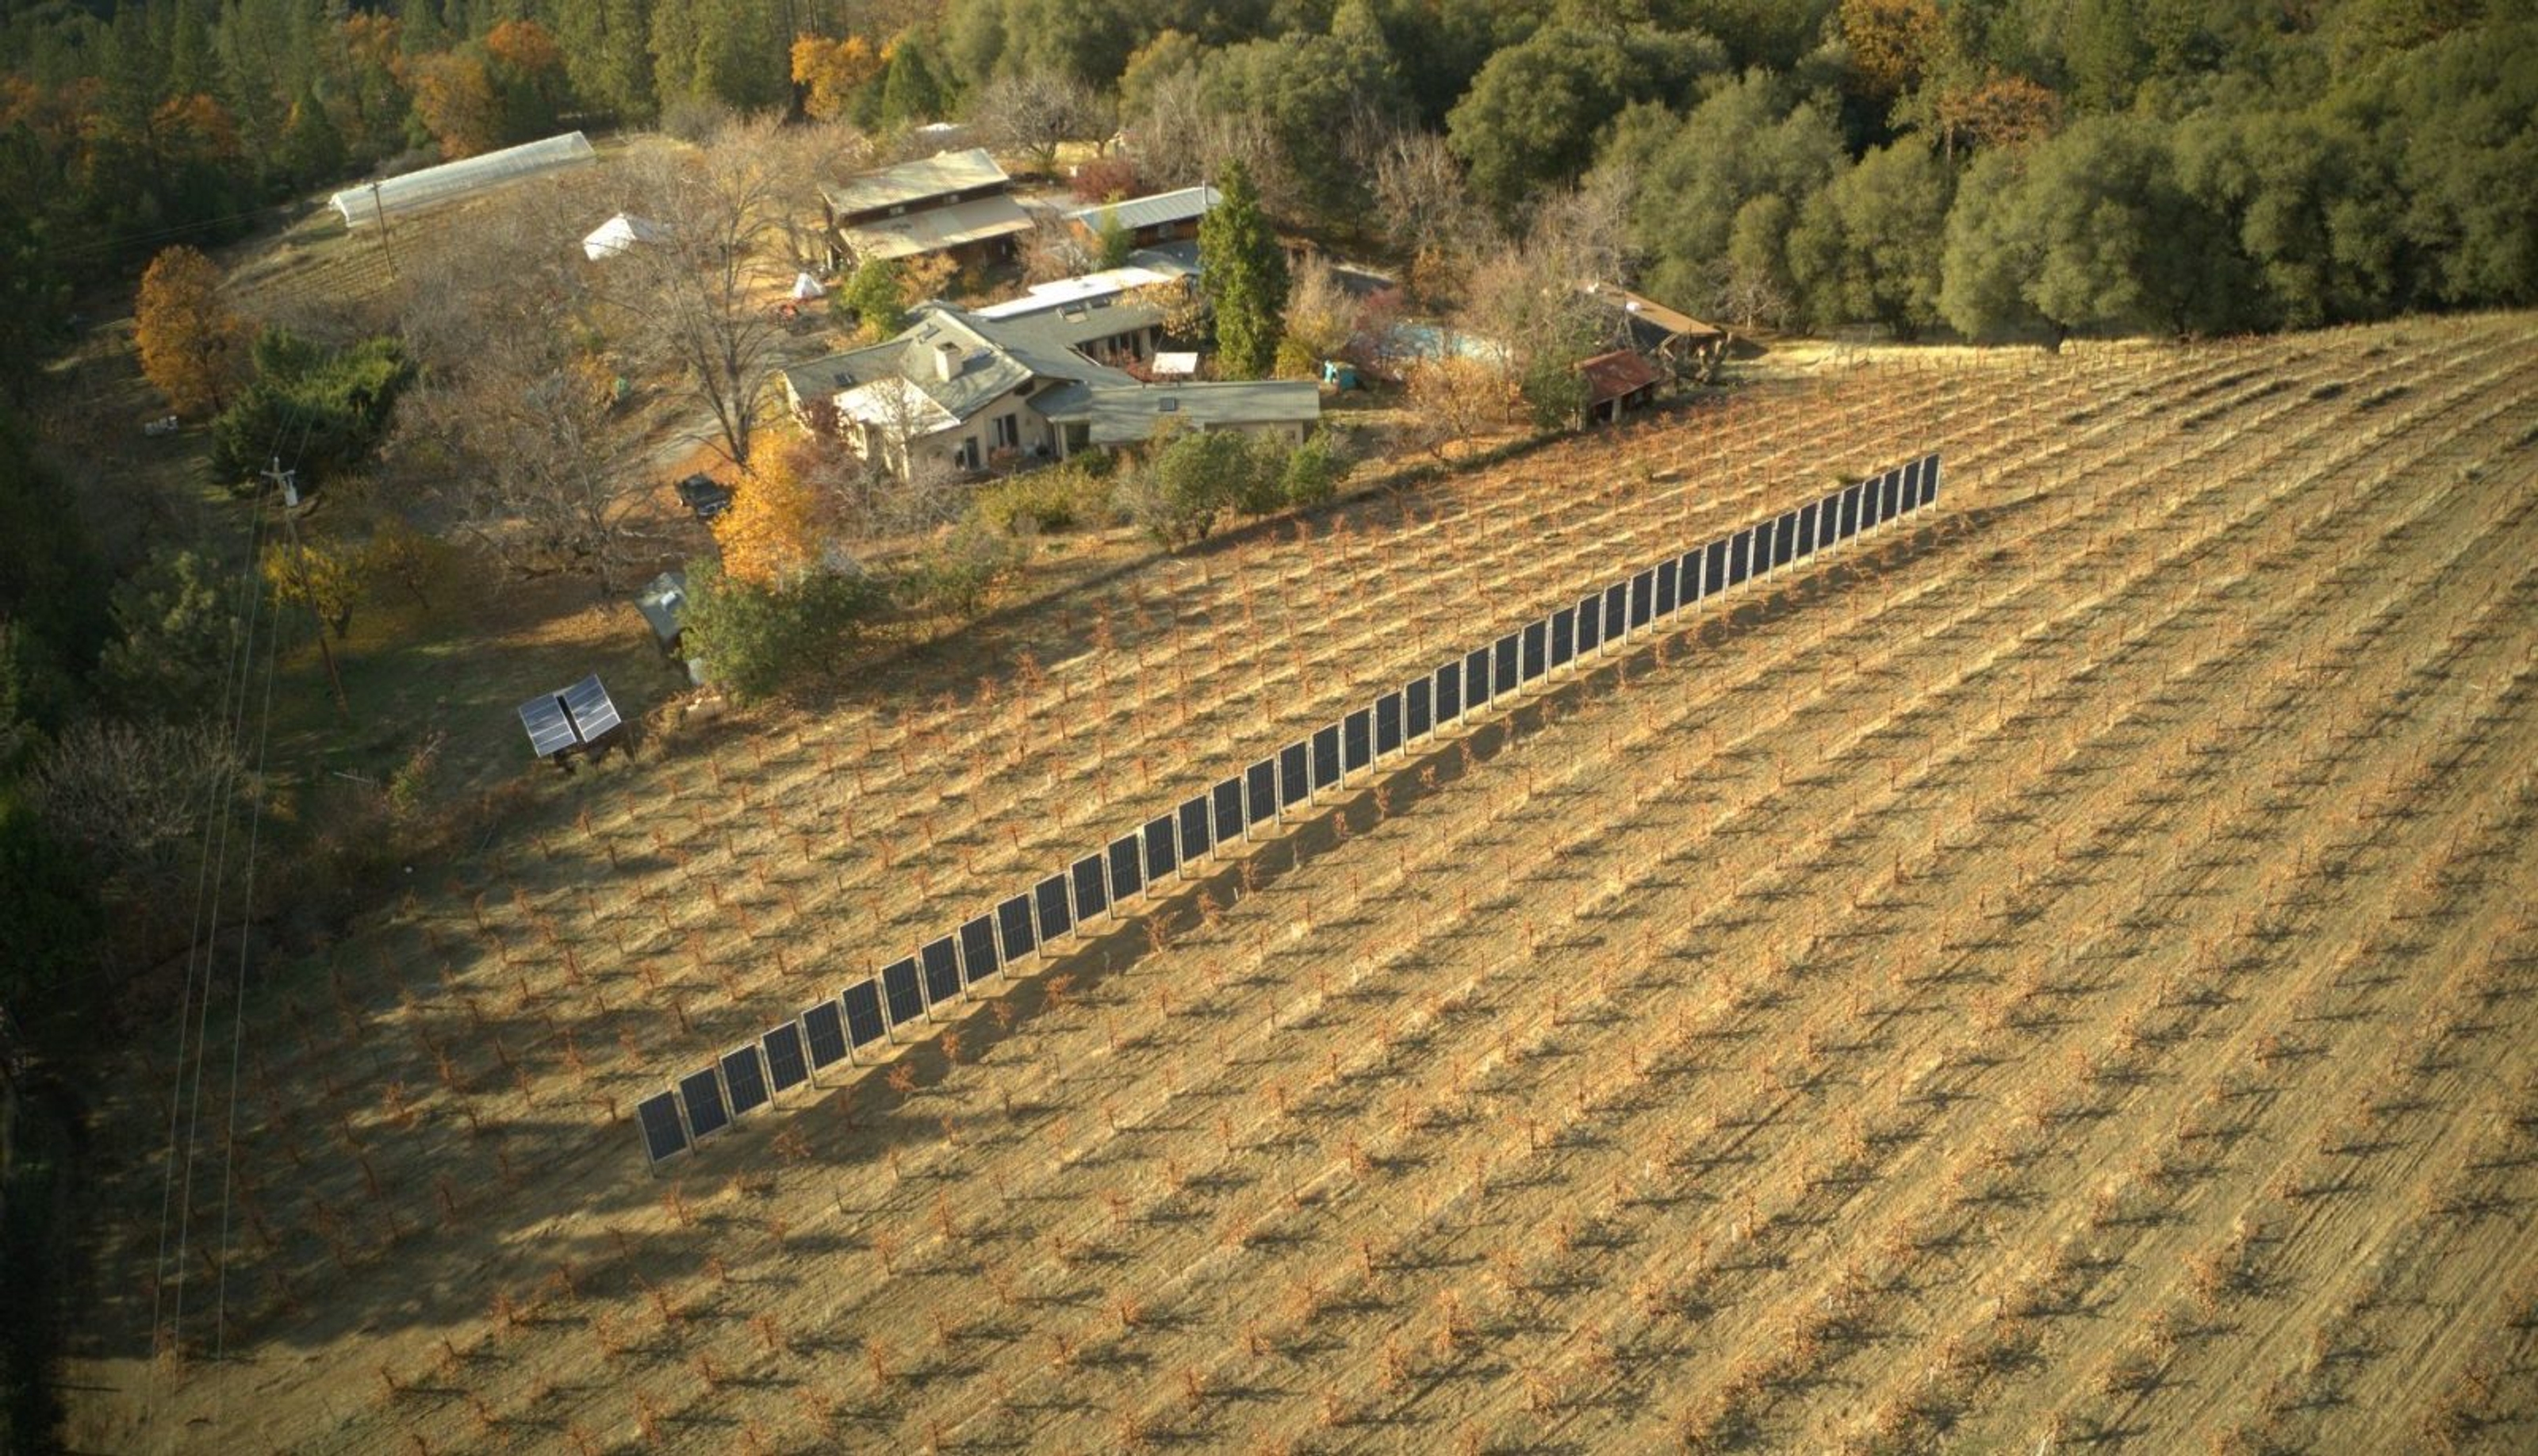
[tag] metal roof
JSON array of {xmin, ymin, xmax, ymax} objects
[
  {"xmin": 1057, "ymin": 381, "xmax": 1323, "ymax": 445},
  {"xmin": 972, "ymin": 256, "xmax": 1196, "ymax": 320},
  {"xmin": 1576, "ymin": 349, "xmax": 1666, "ymax": 404},
  {"xmin": 784, "ymin": 305, "xmax": 1138, "ymax": 428},
  {"xmin": 635, "ymin": 569, "xmax": 689, "ymax": 642},
  {"xmin": 838, "ymin": 193, "xmax": 1034, "ymax": 262},
  {"xmin": 822, "ymin": 148, "xmax": 1010, "ymax": 214},
  {"xmin": 1066, "ymin": 185, "xmax": 1221, "ymax": 234}
]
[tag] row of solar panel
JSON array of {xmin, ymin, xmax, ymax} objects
[{"xmin": 634, "ymin": 454, "xmax": 1942, "ymax": 1163}]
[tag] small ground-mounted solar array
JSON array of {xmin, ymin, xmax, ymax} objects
[
  {"xmin": 634, "ymin": 453, "xmax": 1942, "ymax": 1164},
  {"xmin": 517, "ymin": 673, "xmax": 629, "ymax": 772}
]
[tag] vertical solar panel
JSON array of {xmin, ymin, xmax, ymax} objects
[
  {"xmin": 1681, "ymin": 546, "xmax": 1705, "ymax": 603},
  {"xmin": 1773, "ymin": 512, "xmax": 1797, "ymax": 568},
  {"xmin": 1796, "ymin": 501, "xmax": 1817, "ymax": 556},
  {"xmin": 1374, "ymin": 692, "xmax": 1403, "ymax": 756},
  {"xmin": 960, "ymin": 913, "xmax": 1002, "ymax": 984},
  {"xmin": 638, "ymin": 1091, "xmax": 688, "ymax": 1163},
  {"xmin": 1107, "ymin": 833, "xmax": 1144, "ymax": 901},
  {"xmin": 843, "ymin": 979, "xmax": 888, "ymax": 1048},
  {"xmin": 1840, "ymin": 484, "xmax": 1861, "ymax": 538},
  {"xmin": 1492, "ymin": 633, "xmax": 1520, "ymax": 696},
  {"xmin": 1705, "ymin": 538, "xmax": 1728, "ymax": 596},
  {"xmin": 679, "ymin": 1068, "xmax": 730, "ymax": 1139},
  {"xmin": 1247, "ymin": 757, "xmax": 1280, "ymax": 825},
  {"xmin": 1575, "ymin": 591, "xmax": 1604, "ymax": 654},
  {"xmin": 1342, "ymin": 707, "xmax": 1372, "ymax": 773},
  {"xmin": 1551, "ymin": 607, "xmax": 1576, "ymax": 666},
  {"xmin": 1072, "ymin": 853, "xmax": 1111, "ymax": 920},
  {"xmin": 1604, "ymin": 583, "xmax": 1628, "ymax": 642},
  {"xmin": 920, "ymin": 937, "xmax": 961, "ymax": 1005},
  {"xmin": 1880, "ymin": 468, "xmax": 1901, "ymax": 519},
  {"xmin": 1035, "ymin": 872, "xmax": 1074, "ymax": 941},
  {"xmin": 1921, "ymin": 453, "xmax": 1940, "ymax": 506},
  {"xmin": 1630, "ymin": 570, "xmax": 1654, "ymax": 630},
  {"xmin": 722, "ymin": 1044, "xmax": 771, "ymax": 1115},
  {"xmin": 761, "ymin": 1022, "xmax": 809, "ymax": 1092},
  {"xmin": 1436, "ymin": 659, "xmax": 1463, "ymax": 721},
  {"xmin": 1179, "ymin": 794, "xmax": 1213, "ymax": 863},
  {"xmin": 1142, "ymin": 814, "xmax": 1178, "ymax": 882},
  {"xmin": 1464, "ymin": 646, "xmax": 1493, "ymax": 709},
  {"xmin": 1213, "ymin": 775, "xmax": 1247, "ymax": 843},
  {"xmin": 1656, "ymin": 557, "xmax": 1679, "ymax": 616},
  {"xmin": 1521, "ymin": 619, "xmax": 1547, "ymax": 681},
  {"xmin": 999, "ymin": 892, "xmax": 1039, "ymax": 961},
  {"xmin": 882, "ymin": 956, "xmax": 926, "ymax": 1025},
  {"xmin": 1406, "ymin": 676, "xmax": 1434, "ymax": 738},
  {"xmin": 802, "ymin": 999, "xmax": 849, "ymax": 1068},
  {"xmin": 1279, "ymin": 741, "xmax": 1311, "ymax": 807},
  {"xmin": 1311, "ymin": 722, "xmax": 1342, "ymax": 791},
  {"xmin": 1729, "ymin": 530, "xmax": 1752, "ymax": 584}
]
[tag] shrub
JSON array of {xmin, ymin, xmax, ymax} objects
[
  {"xmin": 1281, "ymin": 428, "xmax": 1350, "ymax": 508},
  {"xmin": 897, "ymin": 519, "xmax": 1026, "ymax": 619},
  {"xmin": 679, "ymin": 558, "xmax": 884, "ymax": 703},
  {"xmin": 209, "ymin": 329, "xmax": 412, "ymax": 492},
  {"xmin": 975, "ymin": 462, "xmax": 1113, "ymax": 533}
]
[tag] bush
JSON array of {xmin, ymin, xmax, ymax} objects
[
  {"xmin": 679, "ymin": 558, "xmax": 884, "ymax": 703},
  {"xmin": 898, "ymin": 518, "xmax": 1026, "ymax": 619},
  {"xmin": 975, "ymin": 462, "xmax": 1114, "ymax": 533},
  {"xmin": 209, "ymin": 329, "xmax": 412, "ymax": 492},
  {"xmin": 1281, "ymin": 428, "xmax": 1350, "ymax": 508}
]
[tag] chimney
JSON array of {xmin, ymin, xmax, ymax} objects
[{"xmin": 933, "ymin": 341, "xmax": 961, "ymax": 382}]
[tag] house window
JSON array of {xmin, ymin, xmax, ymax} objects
[
  {"xmin": 957, "ymin": 437, "xmax": 980, "ymax": 470},
  {"xmin": 992, "ymin": 415, "xmax": 1019, "ymax": 449}
]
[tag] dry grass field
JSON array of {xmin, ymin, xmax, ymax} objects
[{"xmin": 68, "ymin": 312, "xmax": 2538, "ymax": 1454}]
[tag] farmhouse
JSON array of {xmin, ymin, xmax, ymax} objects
[
  {"xmin": 782, "ymin": 302, "xmax": 1320, "ymax": 479},
  {"xmin": 1065, "ymin": 185, "xmax": 1220, "ymax": 251},
  {"xmin": 819, "ymin": 148, "xmax": 1033, "ymax": 272}
]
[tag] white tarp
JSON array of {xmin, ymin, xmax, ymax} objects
[
  {"xmin": 582, "ymin": 213, "xmax": 667, "ymax": 262},
  {"xmin": 1151, "ymin": 352, "xmax": 1199, "ymax": 377},
  {"xmin": 792, "ymin": 271, "xmax": 827, "ymax": 301}
]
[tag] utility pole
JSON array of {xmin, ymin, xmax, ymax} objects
[
  {"xmin": 369, "ymin": 181, "xmax": 399, "ymax": 284},
  {"xmin": 264, "ymin": 457, "xmax": 351, "ymax": 721}
]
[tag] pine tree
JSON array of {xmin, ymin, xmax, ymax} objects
[{"xmin": 1197, "ymin": 159, "xmax": 1287, "ymax": 380}]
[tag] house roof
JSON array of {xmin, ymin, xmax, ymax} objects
[
  {"xmin": 783, "ymin": 305, "xmax": 1138, "ymax": 430},
  {"xmin": 1582, "ymin": 282, "xmax": 1723, "ymax": 343},
  {"xmin": 838, "ymin": 193, "xmax": 1035, "ymax": 262},
  {"xmin": 1045, "ymin": 380, "xmax": 1323, "ymax": 446},
  {"xmin": 821, "ymin": 148, "xmax": 1010, "ymax": 215},
  {"xmin": 972, "ymin": 255, "xmax": 1196, "ymax": 322},
  {"xmin": 1576, "ymin": 350, "xmax": 1665, "ymax": 404},
  {"xmin": 1067, "ymin": 185, "xmax": 1221, "ymax": 235},
  {"xmin": 634, "ymin": 569, "xmax": 689, "ymax": 642}
]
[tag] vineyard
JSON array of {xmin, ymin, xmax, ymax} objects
[{"xmin": 71, "ymin": 312, "xmax": 2538, "ymax": 1453}]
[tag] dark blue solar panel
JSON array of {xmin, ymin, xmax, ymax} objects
[
  {"xmin": 1576, "ymin": 592, "xmax": 1604, "ymax": 653},
  {"xmin": 1656, "ymin": 558, "xmax": 1679, "ymax": 615},
  {"xmin": 1108, "ymin": 833, "xmax": 1144, "ymax": 900},
  {"xmin": 679, "ymin": 1068, "xmax": 730, "ymax": 1139},
  {"xmin": 761, "ymin": 1022, "xmax": 808, "ymax": 1091},
  {"xmin": 1630, "ymin": 570, "xmax": 1654, "ymax": 630},
  {"xmin": 1179, "ymin": 795, "xmax": 1213, "ymax": 862},
  {"xmin": 1921, "ymin": 453, "xmax": 1940, "ymax": 506},
  {"xmin": 1729, "ymin": 529, "xmax": 1753, "ymax": 584},
  {"xmin": 883, "ymin": 956, "xmax": 926, "ymax": 1025},
  {"xmin": 843, "ymin": 979, "xmax": 887, "ymax": 1047},
  {"xmin": 1406, "ymin": 676, "xmax": 1434, "ymax": 737},
  {"xmin": 1880, "ymin": 469, "xmax": 1901, "ymax": 519},
  {"xmin": 1375, "ymin": 692, "xmax": 1403, "ymax": 756},
  {"xmin": 1521, "ymin": 620, "xmax": 1547, "ymax": 680},
  {"xmin": 1245, "ymin": 758, "xmax": 1279, "ymax": 824},
  {"xmin": 722, "ymin": 1044, "xmax": 771, "ymax": 1115},
  {"xmin": 1034, "ymin": 872, "xmax": 1073, "ymax": 941},
  {"xmin": 1464, "ymin": 646, "xmax": 1493, "ymax": 707},
  {"xmin": 921, "ymin": 937, "xmax": 961, "ymax": 1004},
  {"xmin": 638, "ymin": 1091, "xmax": 688, "ymax": 1163},
  {"xmin": 1436, "ymin": 660, "xmax": 1463, "ymax": 720},
  {"xmin": 1343, "ymin": 708, "xmax": 1372, "ymax": 772},
  {"xmin": 1705, "ymin": 538, "xmax": 1728, "ymax": 594},
  {"xmin": 1861, "ymin": 473, "xmax": 1884, "ymax": 530},
  {"xmin": 1213, "ymin": 775, "xmax": 1247, "ymax": 842},
  {"xmin": 1493, "ymin": 634, "xmax": 1520, "ymax": 695},
  {"xmin": 1311, "ymin": 723, "xmax": 1342, "ymax": 791},
  {"xmin": 1073, "ymin": 853, "xmax": 1111, "ymax": 919},
  {"xmin": 1551, "ymin": 607, "xmax": 1576, "ymax": 665},
  {"xmin": 1279, "ymin": 741, "xmax": 1311, "ymax": 807},
  {"xmin": 961, "ymin": 913, "xmax": 1001, "ymax": 984},
  {"xmin": 1796, "ymin": 502, "xmax": 1817, "ymax": 557},
  {"xmin": 1821, "ymin": 491, "xmax": 1842, "ymax": 539},
  {"xmin": 1000, "ymin": 891, "xmax": 1039, "ymax": 960},
  {"xmin": 1142, "ymin": 814, "xmax": 1177, "ymax": 881},
  {"xmin": 1604, "ymin": 583, "xmax": 1628, "ymax": 641},
  {"xmin": 803, "ymin": 999, "xmax": 849, "ymax": 1067},
  {"xmin": 1773, "ymin": 512, "xmax": 1796, "ymax": 568},
  {"xmin": 1839, "ymin": 485, "xmax": 1861, "ymax": 538},
  {"xmin": 1681, "ymin": 547, "xmax": 1704, "ymax": 602}
]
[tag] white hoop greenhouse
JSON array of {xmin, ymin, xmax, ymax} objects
[{"xmin": 330, "ymin": 132, "xmax": 597, "ymax": 228}]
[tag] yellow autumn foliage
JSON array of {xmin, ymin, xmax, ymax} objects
[{"xmin": 710, "ymin": 445, "xmax": 824, "ymax": 586}]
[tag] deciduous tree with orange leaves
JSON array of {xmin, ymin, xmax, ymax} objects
[
  {"xmin": 711, "ymin": 435, "xmax": 829, "ymax": 585},
  {"xmin": 791, "ymin": 35, "xmax": 881, "ymax": 124},
  {"xmin": 134, "ymin": 245, "xmax": 249, "ymax": 416}
]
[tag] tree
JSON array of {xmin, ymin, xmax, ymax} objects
[
  {"xmin": 714, "ymin": 443, "xmax": 826, "ymax": 585},
  {"xmin": 28, "ymin": 718, "xmax": 243, "ymax": 942},
  {"xmin": 1196, "ymin": 32, "xmax": 1405, "ymax": 228},
  {"xmin": 1402, "ymin": 354, "xmax": 1519, "ymax": 462},
  {"xmin": 679, "ymin": 557, "xmax": 884, "ymax": 703},
  {"xmin": 793, "ymin": 34, "xmax": 882, "ymax": 123},
  {"xmin": 1631, "ymin": 70, "xmax": 1850, "ymax": 312},
  {"xmin": 970, "ymin": 70, "xmax": 1108, "ymax": 175},
  {"xmin": 208, "ymin": 331, "xmax": 413, "ymax": 493},
  {"xmin": 1446, "ymin": 24, "xmax": 1726, "ymax": 221},
  {"xmin": 134, "ymin": 245, "xmax": 248, "ymax": 417},
  {"xmin": 96, "ymin": 549, "xmax": 243, "ymax": 721},
  {"xmin": 260, "ymin": 535, "xmax": 363, "ymax": 641},
  {"xmin": 841, "ymin": 257, "xmax": 911, "ymax": 339},
  {"xmin": 1198, "ymin": 159, "xmax": 1287, "ymax": 380},
  {"xmin": 1114, "ymin": 422, "xmax": 1284, "ymax": 546},
  {"xmin": 877, "ymin": 30, "xmax": 949, "ymax": 127},
  {"xmin": 1278, "ymin": 255, "xmax": 1365, "ymax": 376},
  {"xmin": 1788, "ymin": 140, "xmax": 1954, "ymax": 335},
  {"xmin": 1369, "ymin": 127, "xmax": 1485, "ymax": 300},
  {"xmin": 409, "ymin": 48, "xmax": 505, "ymax": 158}
]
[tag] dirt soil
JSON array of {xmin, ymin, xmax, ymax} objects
[{"xmin": 63, "ymin": 312, "xmax": 2538, "ymax": 1454}]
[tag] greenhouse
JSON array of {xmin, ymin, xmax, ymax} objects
[{"xmin": 330, "ymin": 132, "xmax": 597, "ymax": 229}]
